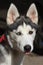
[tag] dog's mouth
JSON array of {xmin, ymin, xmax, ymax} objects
[
  {"xmin": 25, "ymin": 52, "xmax": 30, "ymax": 55},
  {"xmin": 24, "ymin": 51, "xmax": 31, "ymax": 55}
]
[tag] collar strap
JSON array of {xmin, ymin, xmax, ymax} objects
[{"xmin": 0, "ymin": 34, "xmax": 6, "ymax": 43}]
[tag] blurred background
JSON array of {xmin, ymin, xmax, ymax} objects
[{"xmin": 0, "ymin": 0, "xmax": 43, "ymax": 16}]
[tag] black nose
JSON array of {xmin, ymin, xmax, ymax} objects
[{"xmin": 24, "ymin": 45, "xmax": 31, "ymax": 52}]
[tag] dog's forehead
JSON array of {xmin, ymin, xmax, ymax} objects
[
  {"xmin": 16, "ymin": 16, "xmax": 32, "ymax": 28},
  {"xmin": 16, "ymin": 23, "xmax": 33, "ymax": 34},
  {"xmin": 17, "ymin": 22, "xmax": 32, "ymax": 30},
  {"xmin": 8, "ymin": 16, "xmax": 39, "ymax": 31},
  {"xmin": 15, "ymin": 16, "xmax": 32, "ymax": 24}
]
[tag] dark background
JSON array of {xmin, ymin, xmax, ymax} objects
[
  {"xmin": 0, "ymin": 0, "xmax": 43, "ymax": 17},
  {"xmin": 0, "ymin": 0, "xmax": 43, "ymax": 35}
]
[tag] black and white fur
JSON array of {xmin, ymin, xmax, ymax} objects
[{"xmin": 0, "ymin": 3, "xmax": 38, "ymax": 65}]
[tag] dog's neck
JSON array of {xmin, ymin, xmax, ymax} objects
[{"xmin": 7, "ymin": 35, "xmax": 24, "ymax": 65}]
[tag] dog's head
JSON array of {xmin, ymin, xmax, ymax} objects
[{"xmin": 6, "ymin": 3, "xmax": 38, "ymax": 54}]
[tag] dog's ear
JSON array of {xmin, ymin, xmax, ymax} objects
[
  {"xmin": 7, "ymin": 3, "xmax": 19, "ymax": 25},
  {"xmin": 26, "ymin": 3, "xmax": 38, "ymax": 24}
]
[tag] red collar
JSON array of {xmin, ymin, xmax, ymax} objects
[{"xmin": 0, "ymin": 34, "xmax": 6, "ymax": 43}]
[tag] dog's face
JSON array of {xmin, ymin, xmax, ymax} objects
[{"xmin": 7, "ymin": 3, "xmax": 38, "ymax": 54}]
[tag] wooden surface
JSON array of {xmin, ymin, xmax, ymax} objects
[{"xmin": 23, "ymin": 54, "xmax": 43, "ymax": 65}]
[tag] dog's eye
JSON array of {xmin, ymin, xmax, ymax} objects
[
  {"xmin": 16, "ymin": 32, "xmax": 22, "ymax": 35},
  {"xmin": 29, "ymin": 31, "xmax": 33, "ymax": 34}
]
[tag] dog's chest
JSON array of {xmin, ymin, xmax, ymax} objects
[
  {"xmin": 0, "ymin": 54, "xmax": 11, "ymax": 65},
  {"xmin": 0, "ymin": 44, "xmax": 11, "ymax": 65},
  {"xmin": 0, "ymin": 44, "xmax": 24, "ymax": 65}
]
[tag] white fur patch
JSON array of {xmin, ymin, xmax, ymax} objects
[
  {"xmin": 7, "ymin": 35, "xmax": 13, "ymax": 48},
  {"xmin": 0, "ymin": 55, "xmax": 11, "ymax": 65},
  {"xmin": 0, "ymin": 45, "xmax": 11, "ymax": 65}
]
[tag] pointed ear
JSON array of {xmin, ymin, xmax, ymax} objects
[
  {"xmin": 26, "ymin": 3, "xmax": 38, "ymax": 24},
  {"xmin": 6, "ymin": 3, "xmax": 19, "ymax": 25}
]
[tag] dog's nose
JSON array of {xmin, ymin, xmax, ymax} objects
[{"xmin": 24, "ymin": 45, "xmax": 31, "ymax": 52}]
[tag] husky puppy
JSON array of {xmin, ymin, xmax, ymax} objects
[{"xmin": 0, "ymin": 3, "xmax": 38, "ymax": 65}]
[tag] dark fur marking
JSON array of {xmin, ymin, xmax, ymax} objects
[{"xmin": 8, "ymin": 16, "xmax": 39, "ymax": 31}]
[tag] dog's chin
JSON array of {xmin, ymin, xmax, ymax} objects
[
  {"xmin": 24, "ymin": 51, "xmax": 31, "ymax": 55},
  {"xmin": 25, "ymin": 52, "xmax": 30, "ymax": 55}
]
